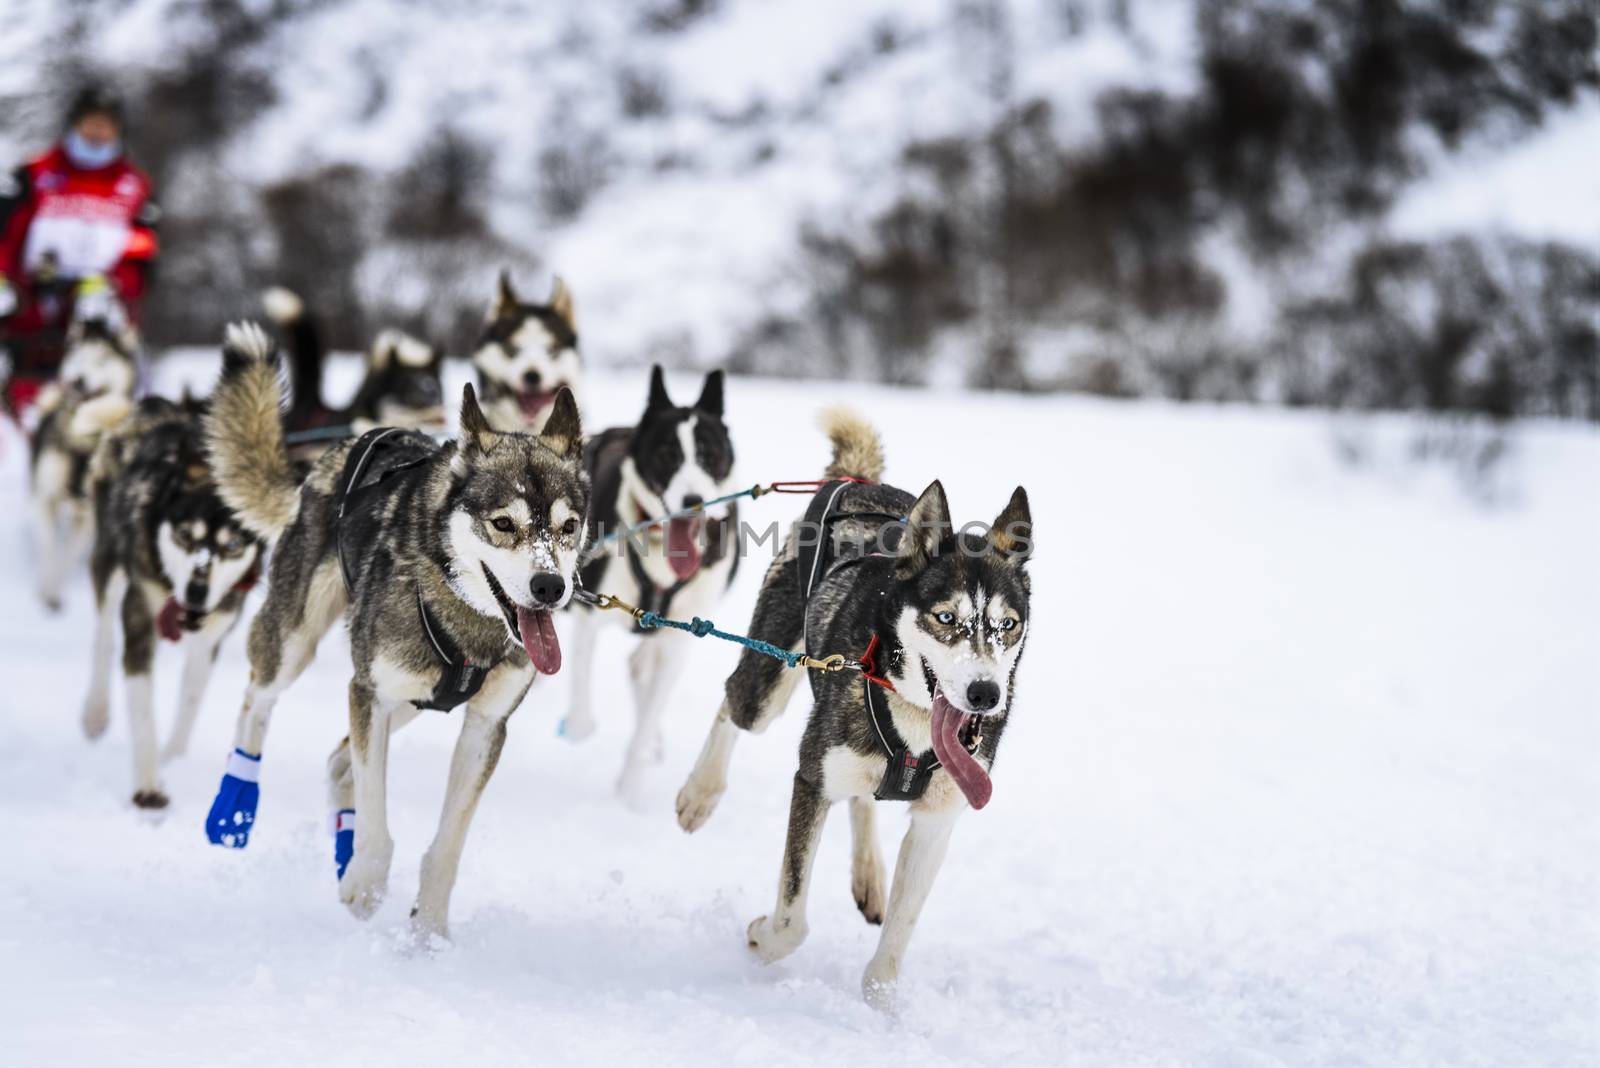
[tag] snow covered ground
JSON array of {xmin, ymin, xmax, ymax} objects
[{"xmin": 0, "ymin": 358, "xmax": 1596, "ymax": 1066}]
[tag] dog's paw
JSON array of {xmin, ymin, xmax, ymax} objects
[
  {"xmin": 861, "ymin": 964, "xmax": 900, "ymax": 1013},
  {"xmin": 80, "ymin": 694, "xmax": 109, "ymax": 740},
  {"xmin": 852, "ymin": 860, "xmax": 885, "ymax": 925},
  {"xmin": 559, "ymin": 712, "xmax": 596, "ymax": 743},
  {"xmin": 205, "ymin": 749, "xmax": 261, "ymax": 848},
  {"xmin": 339, "ymin": 874, "xmax": 387, "ymax": 920},
  {"xmin": 132, "ymin": 789, "xmax": 169, "ymax": 810},
  {"xmin": 338, "ymin": 841, "xmax": 393, "ymax": 921},
  {"xmin": 614, "ymin": 771, "xmax": 652, "ymax": 813},
  {"xmin": 39, "ymin": 591, "xmax": 63, "ymax": 614},
  {"xmin": 745, "ymin": 914, "xmax": 806, "ymax": 964},
  {"xmin": 407, "ymin": 904, "xmax": 450, "ymax": 947},
  {"xmin": 675, "ymin": 776, "xmax": 724, "ymax": 833}
]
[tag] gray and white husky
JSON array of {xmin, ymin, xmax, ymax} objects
[
  {"xmin": 29, "ymin": 317, "xmax": 139, "ymax": 609},
  {"xmin": 471, "ymin": 271, "xmax": 583, "ymax": 434},
  {"xmin": 81, "ymin": 395, "xmax": 264, "ymax": 808},
  {"xmin": 563, "ymin": 366, "xmax": 739, "ymax": 800},
  {"xmin": 202, "ymin": 322, "xmax": 589, "ymax": 939},
  {"xmin": 675, "ymin": 408, "xmax": 1032, "ymax": 1008}
]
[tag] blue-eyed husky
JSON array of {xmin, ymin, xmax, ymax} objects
[{"xmin": 675, "ymin": 408, "xmax": 1032, "ymax": 1008}]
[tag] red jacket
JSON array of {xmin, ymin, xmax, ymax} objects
[{"xmin": 0, "ymin": 144, "xmax": 159, "ymax": 324}]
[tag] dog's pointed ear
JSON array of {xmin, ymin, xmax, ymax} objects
[
  {"xmin": 548, "ymin": 275, "xmax": 576, "ymax": 333},
  {"xmin": 694, "ymin": 369, "xmax": 724, "ymax": 417},
  {"xmin": 458, "ymin": 383, "xmax": 498, "ymax": 453},
  {"xmin": 988, "ymin": 486, "xmax": 1032, "ymax": 564},
  {"xmin": 647, "ymin": 365, "xmax": 673, "ymax": 411},
  {"xmin": 896, "ymin": 480, "xmax": 951, "ymax": 578},
  {"xmin": 490, "ymin": 269, "xmax": 519, "ymax": 321},
  {"xmin": 539, "ymin": 387, "xmax": 583, "ymax": 459}
]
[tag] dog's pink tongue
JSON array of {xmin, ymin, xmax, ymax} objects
[
  {"xmin": 518, "ymin": 390, "xmax": 555, "ymax": 418},
  {"xmin": 517, "ymin": 607, "xmax": 561, "ymax": 674},
  {"xmin": 666, "ymin": 516, "xmax": 701, "ymax": 580},
  {"xmin": 931, "ymin": 691, "xmax": 992, "ymax": 810},
  {"xmin": 157, "ymin": 598, "xmax": 183, "ymax": 643}
]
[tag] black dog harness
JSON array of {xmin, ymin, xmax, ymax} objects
[
  {"xmin": 794, "ymin": 481, "xmax": 949, "ymax": 802},
  {"xmin": 335, "ymin": 427, "xmax": 489, "ymax": 712}
]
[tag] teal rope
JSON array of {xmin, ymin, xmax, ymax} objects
[
  {"xmin": 636, "ymin": 610, "xmax": 808, "ymax": 669},
  {"xmin": 285, "ymin": 423, "xmax": 358, "ymax": 445}
]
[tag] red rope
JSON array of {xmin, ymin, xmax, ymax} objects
[{"xmin": 764, "ymin": 475, "xmax": 874, "ymax": 494}]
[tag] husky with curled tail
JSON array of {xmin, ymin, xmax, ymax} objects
[
  {"xmin": 201, "ymin": 322, "xmax": 589, "ymax": 940},
  {"xmin": 675, "ymin": 408, "xmax": 1033, "ymax": 1009},
  {"xmin": 80, "ymin": 393, "xmax": 263, "ymax": 809}
]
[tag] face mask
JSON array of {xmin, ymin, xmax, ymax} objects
[{"xmin": 64, "ymin": 130, "xmax": 121, "ymax": 170}]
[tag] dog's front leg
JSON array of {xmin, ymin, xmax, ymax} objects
[
  {"xmin": 860, "ymin": 801, "xmax": 962, "ymax": 1010},
  {"xmin": 31, "ymin": 485, "xmax": 65, "ymax": 611},
  {"xmin": 81, "ymin": 568, "xmax": 127, "ymax": 740},
  {"xmin": 120, "ymin": 583, "xmax": 166, "ymax": 809},
  {"xmin": 676, "ymin": 584, "xmax": 807, "ymax": 833},
  {"xmin": 339, "ymin": 681, "xmax": 399, "ymax": 920},
  {"xmin": 849, "ymin": 797, "xmax": 886, "ymax": 924},
  {"xmin": 162, "ymin": 616, "xmax": 231, "ymax": 762},
  {"xmin": 616, "ymin": 638, "xmax": 682, "ymax": 800},
  {"xmin": 559, "ymin": 608, "xmax": 599, "ymax": 742},
  {"xmin": 411, "ymin": 667, "xmax": 529, "ymax": 942},
  {"xmin": 675, "ymin": 704, "xmax": 740, "ymax": 832},
  {"xmin": 747, "ymin": 772, "xmax": 831, "ymax": 963}
]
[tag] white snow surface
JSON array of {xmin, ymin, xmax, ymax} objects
[{"xmin": 0, "ymin": 358, "xmax": 1597, "ymax": 1066}]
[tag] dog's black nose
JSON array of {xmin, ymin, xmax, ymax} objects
[
  {"xmin": 682, "ymin": 493, "xmax": 703, "ymax": 511},
  {"xmin": 529, "ymin": 572, "xmax": 565, "ymax": 607},
  {"xmin": 522, "ymin": 370, "xmax": 542, "ymax": 389},
  {"xmin": 966, "ymin": 679, "xmax": 1001, "ymax": 712}
]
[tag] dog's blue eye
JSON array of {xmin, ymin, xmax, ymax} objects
[
  {"xmin": 492, "ymin": 517, "xmax": 515, "ymax": 533},
  {"xmin": 934, "ymin": 611, "xmax": 956, "ymax": 625},
  {"xmin": 1000, "ymin": 618, "xmax": 1017, "ymax": 631}
]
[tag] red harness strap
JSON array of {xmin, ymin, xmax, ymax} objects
[
  {"xmin": 858, "ymin": 633, "xmax": 897, "ymax": 692},
  {"xmin": 232, "ymin": 557, "xmax": 263, "ymax": 594}
]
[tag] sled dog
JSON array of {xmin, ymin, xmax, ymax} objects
[
  {"xmin": 81, "ymin": 395, "xmax": 264, "ymax": 808},
  {"xmin": 563, "ymin": 366, "xmax": 738, "ymax": 799},
  {"xmin": 471, "ymin": 271, "xmax": 582, "ymax": 434},
  {"xmin": 29, "ymin": 316, "xmax": 139, "ymax": 609},
  {"xmin": 202, "ymin": 322, "xmax": 588, "ymax": 939},
  {"xmin": 675, "ymin": 408, "xmax": 1032, "ymax": 1008}
]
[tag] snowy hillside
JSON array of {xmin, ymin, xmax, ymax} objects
[
  {"xmin": 5, "ymin": 1, "xmax": 1595, "ymax": 414},
  {"xmin": 1, "ymin": 361, "xmax": 1596, "ymax": 1065}
]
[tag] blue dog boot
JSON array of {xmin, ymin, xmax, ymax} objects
[
  {"xmin": 331, "ymin": 809, "xmax": 355, "ymax": 879},
  {"xmin": 205, "ymin": 749, "xmax": 261, "ymax": 848}
]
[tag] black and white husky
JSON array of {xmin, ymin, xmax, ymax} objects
[
  {"xmin": 29, "ymin": 317, "xmax": 138, "ymax": 609},
  {"xmin": 80, "ymin": 395, "xmax": 264, "ymax": 808},
  {"xmin": 202, "ymin": 323, "xmax": 589, "ymax": 939},
  {"xmin": 562, "ymin": 367, "xmax": 739, "ymax": 800},
  {"xmin": 471, "ymin": 271, "xmax": 582, "ymax": 434},
  {"xmin": 675, "ymin": 408, "xmax": 1032, "ymax": 1008},
  {"xmin": 262, "ymin": 287, "xmax": 445, "ymax": 433}
]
